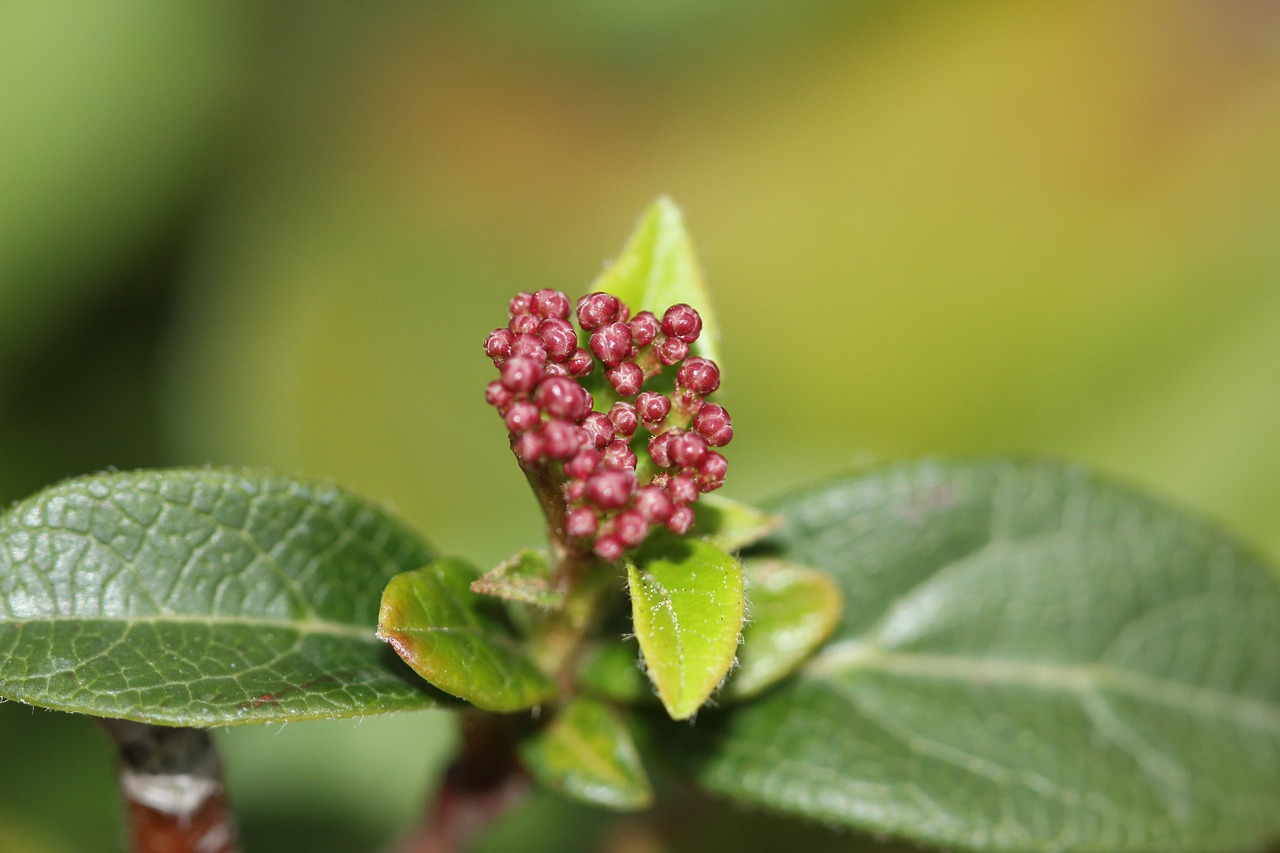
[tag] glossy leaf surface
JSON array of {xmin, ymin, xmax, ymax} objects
[
  {"xmin": 628, "ymin": 539, "xmax": 744, "ymax": 720},
  {"xmin": 663, "ymin": 459, "xmax": 1280, "ymax": 852},
  {"xmin": 520, "ymin": 696, "xmax": 653, "ymax": 811},
  {"xmin": 692, "ymin": 494, "xmax": 782, "ymax": 553},
  {"xmin": 0, "ymin": 469, "xmax": 441, "ymax": 725},
  {"xmin": 378, "ymin": 558, "xmax": 556, "ymax": 712}
]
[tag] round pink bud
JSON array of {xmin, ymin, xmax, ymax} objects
[
  {"xmin": 630, "ymin": 311, "xmax": 660, "ymax": 347},
  {"xmin": 509, "ymin": 313, "xmax": 539, "ymax": 336},
  {"xmin": 576, "ymin": 292, "xmax": 621, "ymax": 330},
  {"xmin": 656, "ymin": 337, "xmax": 689, "ymax": 366},
  {"xmin": 538, "ymin": 318, "xmax": 577, "ymax": 362},
  {"xmin": 544, "ymin": 363, "xmax": 568, "ymax": 378},
  {"xmin": 666, "ymin": 505, "xmax": 695, "ymax": 536},
  {"xmin": 536, "ymin": 377, "xmax": 590, "ymax": 420},
  {"xmin": 693, "ymin": 403, "xmax": 733, "ymax": 447},
  {"xmin": 509, "ymin": 292, "xmax": 534, "ymax": 317},
  {"xmin": 697, "ymin": 451, "xmax": 728, "ymax": 492},
  {"xmin": 581, "ymin": 413, "xmax": 614, "ymax": 448},
  {"xmin": 608, "ymin": 402, "xmax": 638, "ymax": 437},
  {"xmin": 593, "ymin": 535, "xmax": 625, "ymax": 562},
  {"xmin": 485, "ymin": 328, "xmax": 513, "ymax": 361},
  {"xmin": 614, "ymin": 509, "xmax": 649, "ymax": 548},
  {"xmin": 636, "ymin": 392, "xmax": 671, "ymax": 426},
  {"xmin": 603, "ymin": 439, "xmax": 637, "ymax": 471},
  {"xmin": 667, "ymin": 474, "xmax": 698, "ymax": 505},
  {"xmin": 661, "ymin": 304, "xmax": 702, "ymax": 343},
  {"xmin": 590, "ymin": 322, "xmax": 633, "ymax": 367},
  {"xmin": 504, "ymin": 401, "xmax": 541, "ymax": 434},
  {"xmin": 510, "ymin": 333, "xmax": 548, "ymax": 363},
  {"xmin": 648, "ymin": 432, "xmax": 673, "ymax": 468},
  {"xmin": 586, "ymin": 469, "xmax": 636, "ymax": 510},
  {"xmin": 485, "ymin": 381, "xmax": 514, "ymax": 412},
  {"xmin": 532, "ymin": 288, "xmax": 570, "ymax": 320},
  {"xmin": 565, "ymin": 506, "xmax": 598, "ymax": 539},
  {"xmin": 540, "ymin": 419, "xmax": 582, "ymax": 460},
  {"xmin": 669, "ymin": 432, "xmax": 707, "ymax": 468},
  {"xmin": 567, "ymin": 347, "xmax": 594, "ymax": 377},
  {"xmin": 607, "ymin": 361, "xmax": 644, "ymax": 396},
  {"xmin": 564, "ymin": 447, "xmax": 601, "ymax": 480},
  {"xmin": 515, "ymin": 431, "xmax": 544, "ymax": 464},
  {"xmin": 564, "ymin": 479, "xmax": 587, "ymax": 502},
  {"xmin": 677, "ymin": 357, "xmax": 720, "ymax": 395},
  {"xmin": 616, "ymin": 302, "xmax": 631, "ymax": 323},
  {"xmin": 500, "ymin": 356, "xmax": 544, "ymax": 393},
  {"xmin": 634, "ymin": 485, "xmax": 674, "ymax": 524}
]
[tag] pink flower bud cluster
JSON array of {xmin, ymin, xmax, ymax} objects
[{"xmin": 485, "ymin": 289, "xmax": 734, "ymax": 561}]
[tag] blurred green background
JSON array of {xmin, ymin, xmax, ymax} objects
[{"xmin": 3, "ymin": 1, "xmax": 1279, "ymax": 850}]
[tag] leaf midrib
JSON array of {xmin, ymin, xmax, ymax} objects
[{"xmin": 0, "ymin": 612, "xmax": 376, "ymax": 643}]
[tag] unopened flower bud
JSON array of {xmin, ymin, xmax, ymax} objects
[
  {"xmin": 666, "ymin": 505, "xmax": 694, "ymax": 535},
  {"xmin": 636, "ymin": 392, "xmax": 671, "ymax": 426},
  {"xmin": 607, "ymin": 361, "xmax": 644, "ymax": 396},
  {"xmin": 538, "ymin": 318, "xmax": 577, "ymax": 362},
  {"xmin": 656, "ymin": 337, "xmax": 689, "ymax": 366},
  {"xmin": 501, "ymin": 356, "xmax": 544, "ymax": 393},
  {"xmin": 661, "ymin": 304, "xmax": 702, "ymax": 343},
  {"xmin": 677, "ymin": 357, "xmax": 720, "ymax": 395},
  {"xmin": 485, "ymin": 328, "xmax": 513, "ymax": 361},
  {"xmin": 608, "ymin": 402, "xmax": 638, "ymax": 437},
  {"xmin": 693, "ymin": 403, "xmax": 733, "ymax": 446},
  {"xmin": 532, "ymin": 288, "xmax": 570, "ymax": 321},
  {"xmin": 630, "ymin": 311, "xmax": 659, "ymax": 347},
  {"xmin": 590, "ymin": 322, "xmax": 633, "ymax": 367},
  {"xmin": 565, "ymin": 506, "xmax": 598, "ymax": 539},
  {"xmin": 504, "ymin": 401, "xmax": 541, "ymax": 434},
  {"xmin": 586, "ymin": 469, "xmax": 636, "ymax": 510},
  {"xmin": 577, "ymin": 292, "xmax": 621, "ymax": 330}
]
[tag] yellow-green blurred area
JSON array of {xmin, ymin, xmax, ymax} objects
[{"xmin": 3, "ymin": 1, "xmax": 1280, "ymax": 850}]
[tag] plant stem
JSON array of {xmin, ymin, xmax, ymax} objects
[{"xmin": 98, "ymin": 720, "xmax": 238, "ymax": 853}]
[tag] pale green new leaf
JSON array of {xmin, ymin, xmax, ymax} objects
[
  {"xmin": 628, "ymin": 539, "xmax": 744, "ymax": 720},
  {"xmin": 692, "ymin": 494, "xmax": 783, "ymax": 553},
  {"xmin": 471, "ymin": 549, "xmax": 564, "ymax": 610},
  {"xmin": 661, "ymin": 459, "xmax": 1280, "ymax": 852},
  {"xmin": 519, "ymin": 696, "xmax": 653, "ymax": 811},
  {"xmin": 0, "ymin": 468, "xmax": 442, "ymax": 726},
  {"xmin": 590, "ymin": 196, "xmax": 721, "ymax": 365},
  {"xmin": 378, "ymin": 558, "xmax": 556, "ymax": 712}
]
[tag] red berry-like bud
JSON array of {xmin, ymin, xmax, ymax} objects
[
  {"xmin": 536, "ymin": 376, "xmax": 591, "ymax": 420},
  {"xmin": 614, "ymin": 509, "xmax": 649, "ymax": 548},
  {"xmin": 533, "ymin": 288, "xmax": 570, "ymax": 320},
  {"xmin": 581, "ymin": 412, "xmax": 614, "ymax": 448},
  {"xmin": 661, "ymin": 304, "xmax": 702, "ymax": 343},
  {"xmin": 693, "ymin": 403, "xmax": 733, "ymax": 446},
  {"xmin": 636, "ymin": 392, "xmax": 671, "ymax": 426},
  {"xmin": 485, "ymin": 328, "xmax": 513, "ymax": 361},
  {"xmin": 538, "ymin": 318, "xmax": 577, "ymax": 362},
  {"xmin": 565, "ymin": 506, "xmax": 598, "ymax": 538},
  {"xmin": 510, "ymin": 333, "xmax": 548, "ymax": 363},
  {"xmin": 648, "ymin": 431, "xmax": 673, "ymax": 468},
  {"xmin": 586, "ymin": 469, "xmax": 636, "ymax": 510},
  {"xmin": 515, "ymin": 431, "xmax": 544, "ymax": 464},
  {"xmin": 565, "ymin": 447, "xmax": 601, "ymax": 480},
  {"xmin": 603, "ymin": 439, "xmax": 637, "ymax": 471},
  {"xmin": 509, "ymin": 292, "xmax": 534, "ymax": 317},
  {"xmin": 635, "ymin": 485, "xmax": 674, "ymax": 524},
  {"xmin": 629, "ymin": 311, "xmax": 660, "ymax": 348},
  {"xmin": 540, "ymin": 419, "xmax": 582, "ymax": 460},
  {"xmin": 504, "ymin": 401, "xmax": 541, "ymax": 434},
  {"xmin": 545, "ymin": 363, "xmax": 568, "ymax": 378},
  {"xmin": 593, "ymin": 535, "xmax": 625, "ymax": 562},
  {"xmin": 509, "ymin": 313, "xmax": 539, "ymax": 336},
  {"xmin": 607, "ymin": 361, "xmax": 644, "ymax": 396},
  {"xmin": 677, "ymin": 357, "xmax": 720, "ymax": 395},
  {"xmin": 485, "ymin": 381, "xmax": 514, "ymax": 412},
  {"xmin": 590, "ymin": 322, "xmax": 633, "ymax": 367},
  {"xmin": 667, "ymin": 474, "xmax": 698, "ymax": 505},
  {"xmin": 656, "ymin": 337, "xmax": 689, "ymax": 366},
  {"xmin": 501, "ymin": 356, "xmax": 544, "ymax": 393},
  {"xmin": 567, "ymin": 347, "xmax": 594, "ymax": 377},
  {"xmin": 669, "ymin": 431, "xmax": 707, "ymax": 468},
  {"xmin": 697, "ymin": 451, "xmax": 727, "ymax": 492},
  {"xmin": 666, "ymin": 505, "xmax": 694, "ymax": 535},
  {"xmin": 608, "ymin": 402, "xmax": 638, "ymax": 437},
  {"xmin": 577, "ymin": 292, "xmax": 621, "ymax": 330},
  {"xmin": 564, "ymin": 479, "xmax": 587, "ymax": 502}
]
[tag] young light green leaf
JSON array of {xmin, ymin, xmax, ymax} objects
[
  {"xmin": 519, "ymin": 696, "xmax": 653, "ymax": 811},
  {"xmin": 378, "ymin": 558, "xmax": 556, "ymax": 712},
  {"xmin": 471, "ymin": 550, "xmax": 564, "ymax": 610},
  {"xmin": 577, "ymin": 641, "xmax": 651, "ymax": 705},
  {"xmin": 659, "ymin": 459, "xmax": 1280, "ymax": 853},
  {"xmin": 0, "ymin": 468, "xmax": 443, "ymax": 726},
  {"xmin": 691, "ymin": 494, "xmax": 783, "ymax": 552},
  {"xmin": 722, "ymin": 559, "xmax": 841, "ymax": 701},
  {"xmin": 590, "ymin": 196, "xmax": 720, "ymax": 365},
  {"xmin": 627, "ymin": 539, "xmax": 744, "ymax": 720}
]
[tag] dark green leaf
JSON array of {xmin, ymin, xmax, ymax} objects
[
  {"xmin": 722, "ymin": 559, "xmax": 841, "ymax": 701},
  {"xmin": 520, "ymin": 697, "xmax": 652, "ymax": 811},
  {"xmin": 471, "ymin": 550, "xmax": 564, "ymax": 610},
  {"xmin": 628, "ymin": 539, "xmax": 744, "ymax": 720},
  {"xmin": 691, "ymin": 494, "xmax": 782, "ymax": 553},
  {"xmin": 378, "ymin": 558, "xmax": 556, "ymax": 712},
  {"xmin": 577, "ymin": 641, "xmax": 650, "ymax": 705},
  {"xmin": 662, "ymin": 459, "xmax": 1280, "ymax": 852},
  {"xmin": 0, "ymin": 468, "xmax": 441, "ymax": 726}
]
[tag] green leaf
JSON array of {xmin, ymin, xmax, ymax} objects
[
  {"xmin": 471, "ymin": 550, "xmax": 564, "ymax": 610},
  {"xmin": 628, "ymin": 539, "xmax": 744, "ymax": 720},
  {"xmin": 691, "ymin": 494, "xmax": 783, "ymax": 552},
  {"xmin": 722, "ymin": 559, "xmax": 841, "ymax": 701},
  {"xmin": 378, "ymin": 558, "xmax": 556, "ymax": 712},
  {"xmin": 577, "ymin": 641, "xmax": 651, "ymax": 705},
  {"xmin": 519, "ymin": 697, "xmax": 653, "ymax": 811},
  {"xmin": 660, "ymin": 459, "xmax": 1280, "ymax": 852},
  {"xmin": 590, "ymin": 196, "xmax": 721, "ymax": 365},
  {"xmin": 0, "ymin": 468, "xmax": 442, "ymax": 726}
]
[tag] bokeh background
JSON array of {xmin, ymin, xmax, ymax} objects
[{"xmin": 3, "ymin": 2, "xmax": 1279, "ymax": 851}]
